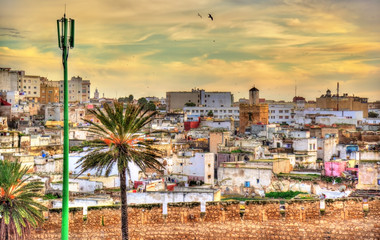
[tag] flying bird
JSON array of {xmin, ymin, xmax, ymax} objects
[
  {"xmin": 208, "ymin": 14, "xmax": 213, "ymax": 21},
  {"xmin": 198, "ymin": 13, "xmax": 202, "ymax": 19}
]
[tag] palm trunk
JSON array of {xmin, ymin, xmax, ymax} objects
[{"xmin": 120, "ymin": 167, "xmax": 129, "ymax": 240}]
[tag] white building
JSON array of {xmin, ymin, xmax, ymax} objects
[
  {"xmin": 201, "ymin": 91, "xmax": 233, "ymax": 108},
  {"xmin": 170, "ymin": 152, "xmax": 214, "ymax": 185},
  {"xmin": 317, "ymin": 135, "xmax": 339, "ymax": 162},
  {"xmin": 183, "ymin": 106, "xmax": 239, "ymax": 120},
  {"xmin": 3, "ymin": 91, "xmax": 24, "ymax": 105},
  {"xmin": 293, "ymin": 137, "xmax": 318, "ymax": 169},
  {"xmin": 294, "ymin": 110, "xmax": 364, "ymax": 126},
  {"xmin": 268, "ymin": 103, "xmax": 294, "ymax": 124},
  {"xmin": 200, "ymin": 118, "xmax": 234, "ymax": 131},
  {"xmin": 218, "ymin": 161, "xmax": 273, "ymax": 194},
  {"xmin": 0, "ymin": 68, "xmax": 21, "ymax": 92}
]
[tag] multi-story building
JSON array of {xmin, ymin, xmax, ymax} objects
[
  {"xmin": 166, "ymin": 89, "xmax": 233, "ymax": 112},
  {"xmin": 18, "ymin": 75, "xmax": 41, "ymax": 102},
  {"xmin": 39, "ymin": 82, "xmax": 60, "ymax": 104},
  {"xmin": 183, "ymin": 106, "xmax": 239, "ymax": 120},
  {"xmin": 316, "ymin": 89, "xmax": 368, "ymax": 117},
  {"xmin": 0, "ymin": 68, "xmax": 20, "ymax": 92},
  {"xmin": 53, "ymin": 76, "xmax": 91, "ymax": 103},
  {"xmin": 268, "ymin": 103, "xmax": 295, "ymax": 124}
]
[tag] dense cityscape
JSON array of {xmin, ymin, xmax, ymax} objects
[
  {"xmin": 0, "ymin": 66, "xmax": 379, "ymax": 239},
  {"xmin": 1, "ymin": 0, "xmax": 380, "ymax": 239}
]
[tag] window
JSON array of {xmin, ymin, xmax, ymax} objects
[
  {"xmin": 48, "ymin": 90, "xmax": 52, "ymax": 94},
  {"xmin": 257, "ymin": 179, "xmax": 260, "ymax": 184},
  {"xmin": 271, "ymin": 110, "xmax": 275, "ymax": 113},
  {"xmin": 279, "ymin": 110, "xmax": 283, "ymax": 113},
  {"xmin": 285, "ymin": 110, "xmax": 289, "ymax": 113},
  {"xmin": 28, "ymin": 80, "xmax": 31, "ymax": 83},
  {"xmin": 285, "ymin": 116, "xmax": 289, "ymax": 119},
  {"xmin": 279, "ymin": 116, "xmax": 283, "ymax": 119},
  {"xmin": 208, "ymin": 175, "xmax": 211, "ymax": 179},
  {"xmin": 244, "ymin": 181, "xmax": 250, "ymax": 187},
  {"xmin": 208, "ymin": 164, "xmax": 211, "ymax": 167},
  {"xmin": 33, "ymin": 92, "xmax": 37, "ymax": 94},
  {"xmin": 34, "ymin": 86, "xmax": 37, "ymax": 89}
]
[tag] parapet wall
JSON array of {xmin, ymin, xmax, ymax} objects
[{"xmin": 31, "ymin": 198, "xmax": 380, "ymax": 240}]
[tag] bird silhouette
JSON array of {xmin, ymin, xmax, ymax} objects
[
  {"xmin": 198, "ymin": 13, "xmax": 202, "ymax": 19},
  {"xmin": 208, "ymin": 14, "xmax": 213, "ymax": 21}
]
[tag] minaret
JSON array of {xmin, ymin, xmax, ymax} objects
[
  {"xmin": 249, "ymin": 86, "xmax": 259, "ymax": 105},
  {"xmin": 94, "ymin": 88, "xmax": 99, "ymax": 99}
]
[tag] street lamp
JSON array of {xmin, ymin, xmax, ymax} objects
[{"xmin": 57, "ymin": 13, "xmax": 75, "ymax": 240}]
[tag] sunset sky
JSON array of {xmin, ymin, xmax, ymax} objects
[{"xmin": 0, "ymin": 0, "xmax": 379, "ymax": 101}]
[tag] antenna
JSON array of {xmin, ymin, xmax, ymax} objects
[
  {"xmin": 295, "ymin": 79, "xmax": 297, "ymax": 97},
  {"xmin": 64, "ymin": 4, "xmax": 66, "ymax": 17},
  {"xmin": 337, "ymin": 82, "xmax": 339, "ymax": 111}
]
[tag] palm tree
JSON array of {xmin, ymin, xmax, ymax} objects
[
  {"xmin": 77, "ymin": 101, "xmax": 163, "ymax": 240},
  {"xmin": 0, "ymin": 159, "xmax": 47, "ymax": 240}
]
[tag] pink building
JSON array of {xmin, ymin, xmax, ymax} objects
[{"xmin": 324, "ymin": 161, "xmax": 347, "ymax": 177}]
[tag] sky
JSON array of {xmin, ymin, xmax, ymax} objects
[{"xmin": 0, "ymin": 0, "xmax": 379, "ymax": 101}]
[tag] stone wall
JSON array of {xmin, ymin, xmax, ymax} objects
[{"xmin": 31, "ymin": 198, "xmax": 380, "ymax": 240}]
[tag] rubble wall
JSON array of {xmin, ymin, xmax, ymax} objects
[{"xmin": 31, "ymin": 198, "xmax": 380, "ymax": 240}]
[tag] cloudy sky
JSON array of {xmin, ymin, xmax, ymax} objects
[{"xmin": 0, "ymin": 0, "xmax": 379, "ymax": 101}]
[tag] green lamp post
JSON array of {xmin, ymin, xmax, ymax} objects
[{"xmin": 57, "ymin": 14, "xmax": 75, "ymax": 240}]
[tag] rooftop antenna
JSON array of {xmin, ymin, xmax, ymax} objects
[{"xmin": 295, "ymin": 79, "xmax": 297, "ymax": 97}]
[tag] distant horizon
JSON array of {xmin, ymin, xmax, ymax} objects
[{"xmin": 1, "ymin": 0, "xmax": 379, "ymax": 101}]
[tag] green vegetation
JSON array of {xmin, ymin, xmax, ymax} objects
[
  {"xmin": 368, "ymin": 111, "xmax": 379, "ymax": 118},
  {"xmin": 265, "ymin": 191, "xmax": 307, "ymax": 199},
  {"xmin": 184, "ymin": 102, "xmax": 196, "ymax": 107},
  {"xmin": 321, "ymin": 176, "xmax": 343, "ymax": 183},
  {"xmin": 69, "ymin": 145, "xmax": 83, "ymax": 152},
  {"xmin": 118, "ymin": 94, "xmax": 134, "ymax": 103},
  {"xmin": 43, "ymin": 193, "xmax": 59, "ymax": 200},
  {"xmin": 276, "ymin": 173, "xmax": 320, "ymax": 181},
  {"xmin": 0, "ymin": 159, "xmax": 47, "ymax": 239},
  {"xmin": 207, "ymin": 110, "xmax": 214, "ymax": 117},
  {"xmin": 77, "ymin": 101, "xmax": 163, "ymax": 240}
]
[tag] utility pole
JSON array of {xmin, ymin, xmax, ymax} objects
[{"xmin": 57, "ymin": 13, "xmax": 75, "ymax": 240}]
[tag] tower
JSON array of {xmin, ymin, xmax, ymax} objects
[
  {"xmin": 239, "ymin": 85, "xmax": 268, "ymax": 133},
  {"xmin": 249, "ymin": 86, "xmax": 259, "ymax": 105},
  {"xmin": 94, "ymin": 88, "xmax": 99, "ymax": 99}
]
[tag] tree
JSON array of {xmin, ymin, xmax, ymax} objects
[
  {"xmin": 146, "ymin": 102, "xmax": 156, "ymax": 111},
  {"xmin": 118, "ymin": 95, "xmax": 134, "ymax": 103},
  {"xmin": 207, "ymin": 110, "xmax": 214, "ymax": 117},
  {"xmin": 77, "ymin": 101, "xmax": 163, "ymax": 240},
  {"xmin": 0, "ymin": 159, "xmax": 47, "ymax": 240},
  {"xmin": 368, "ymin": 111, "xmax": 379, "ymax": 118},
  {"xmin": 137, "ymin": 97, "xmax": 148, "ymax": 106},
  {"xmin": 184, "ymin": 102, "xmax": 196, "ymax": 107}
]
